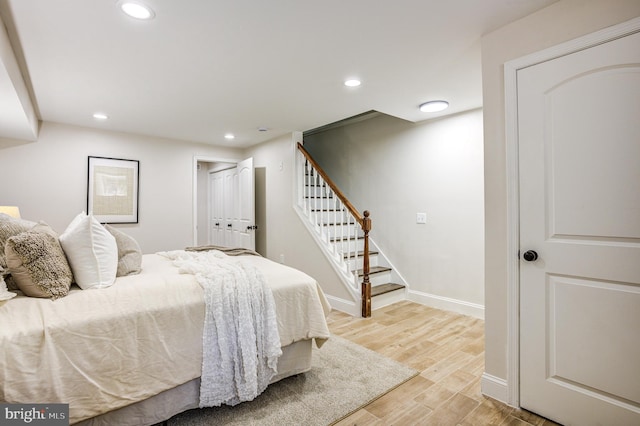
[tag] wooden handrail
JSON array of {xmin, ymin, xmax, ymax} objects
[
  {"xmin": 297, "ymin": 142, "xmax": 373, "ymax": 317},
  {"xmin": 297, "ymin": 142, "xmax": 364, "ymax": 227}
]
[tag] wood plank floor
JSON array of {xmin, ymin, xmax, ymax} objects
[{"xmin": 328, "ymin": 301, "xmax": 561, "ymax": 426}]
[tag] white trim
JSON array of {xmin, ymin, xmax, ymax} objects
[
  {"xmin": 481, "ymin": 373, "xmax": 509, "ymax": 404},
  {"xmin": 324, "ymin": 294, "xmax": 360, "ymax": 317},
  {"xmin": 408, "ymin": 289, "xmax": 484, "ymax": 319},
  {"xmin": 192, "ymin": 155, "xmax": 243, "ymax": 246},
  {"xmin": 503, "ymin": 16, "xmax": 640, "ymax": 409}
]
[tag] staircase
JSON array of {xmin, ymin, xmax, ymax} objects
[{"xmin": 295, "ymin": 142, "xmax": 406, "ymax": 317}]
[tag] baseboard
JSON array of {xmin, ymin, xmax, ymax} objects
[
  {"xmin": 408, "ymin": 289, "xmax": 484, "ymax": 319},
  {"xmin": 481, "ymin": 373, "xmax": 509, "ymax": 405},
  {"xmin": 324, "ymin": 294, "xmax": 360, "ymax": 317}
]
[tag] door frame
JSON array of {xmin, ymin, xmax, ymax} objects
[
  {"xmin": 503, "ymin": 17, "xmax": 640, "ymax": 408},
  {"xmin": 192, "ymin": 155, "xmax": 243, "ymax": 246}
]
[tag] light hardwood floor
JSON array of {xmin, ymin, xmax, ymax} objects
[{"xmin": 328, "ymin": 301, "xmax": 561, "ymax": 426}]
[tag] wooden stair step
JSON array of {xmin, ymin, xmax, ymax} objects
[
  {"xmin": 343, "ymin": 250, "xmax": 378, "ymax": 259},
  {"xmin": 330, "ymin": 235, "xmax": 363, "ymax": 242},
  {"xmin": 356, "ymin": 266, "xmax": 391, "ymax": 277},
  {"xmin": 371, "ymin": 283, "xmax": 405, "ymax": 297}
]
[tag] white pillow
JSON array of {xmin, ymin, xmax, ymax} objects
[{"xmin": 59, "ymin": 212, "xmax": 118, "ymax": 289}]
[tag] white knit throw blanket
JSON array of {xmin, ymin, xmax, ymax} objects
[{"xmin": 158, "ymin": 250, "xmax": 282, "ymax": 407}]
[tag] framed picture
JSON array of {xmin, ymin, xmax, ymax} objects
[{"xmin": 87, "ymin": 156, "xmax": 139, "ymax": 223}]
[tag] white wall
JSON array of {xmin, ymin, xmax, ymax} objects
[
  {"xmin": 247, "ymin": 133, "xmax": 352, "ymax": 301},
  {"xmin": 304, "ymin": 109, "xmax": 485, "ymax": 313},
  {"xmin": 0, "ymin": 121, "xmax": 243, "ymax": 253},
  {"xmin": 481, "ymin": 0, "xmax": 640, "ymax": 392}
]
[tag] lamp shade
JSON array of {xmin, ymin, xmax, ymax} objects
[{"xmin": 0, "ymin": 206, "xmax": 21, "ymax": 218}]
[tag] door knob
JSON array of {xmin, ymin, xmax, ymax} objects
[{"xmin": 523, "ymin": 250, "xmax": 538, "ymax": 262}]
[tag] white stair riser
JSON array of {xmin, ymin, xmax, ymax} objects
[
  {"xmin": 313, "ymin": 212, "xmax": 355, "ymax": 225},
  {"xmin": 358, "ymin": 271, "xmax": 392, "ymax": 286},
  {"xmin": 345, "ymin": 255, "xmax": 379, "ymax": 271},
  {"xmin": 333, "ymin": 239, "xmax": 365, "ymax": 253},
  {"xmin": 371, "ymin": 288, "xmax": 406, "ymax": 310},
  {"xmin": 319, "ymin": 224, "xmax": 360, "ymax": 238}
]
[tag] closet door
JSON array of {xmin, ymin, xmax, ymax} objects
[
  {"xmin": 209, "ymin": 171, "xmax": 224, "ymax": 246},
  {"xmin": 236, "ymin": 157, "xmax": 255, "ymax": 250},
  {"xmin": 223, "ymin": 167, "xmax": 238, "ymax": 247},
  {"xmin": 518, "ymin": 29, "xmax": 640, "ymax": 425}
]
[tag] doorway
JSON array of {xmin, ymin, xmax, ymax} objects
[{"xmin": 192, "ymin": 156, "xmax": 257, "ymax": 251}]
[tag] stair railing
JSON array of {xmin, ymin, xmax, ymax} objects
[{"xmin": 296, "ymin": 142, "xmax": 372, "ymax": 317}]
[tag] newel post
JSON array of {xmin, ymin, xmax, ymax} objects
[{"xmin": 361, "ymin": 210, "xmax": 372, "ymax": 318}]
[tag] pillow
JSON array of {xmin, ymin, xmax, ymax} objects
[
  {"xmin": 104, "ymin": 224, "xmax": 142, "ymax": 276},
  {"xmin": 59, "ymin": 212, "xmax": 118, "ymax": 290},
  {"xmin": 0, "ymin": 214, "xmax": 37, "ymax": 269},
  {"xmin": 5, "ymin": 229, "xmax": 73, "ymax": 299}
]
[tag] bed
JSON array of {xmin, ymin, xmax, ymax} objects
[{"xmin": 0, "ymin": 213, "xmax": 331, "ymax": 425}]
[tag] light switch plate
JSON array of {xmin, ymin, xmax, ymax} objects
[{"xmin": 416, "ymin": 212, "xmax": 427, "ymax": 224}]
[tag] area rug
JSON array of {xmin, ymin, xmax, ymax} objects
[{"xmin": 167, "ymin": 335, "xmax": 418, "ymax": 425}]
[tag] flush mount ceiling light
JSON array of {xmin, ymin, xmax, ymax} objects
[
  {"xmin": 92, "ymin": 112, "xmax": 109, "ymax": 120},
  {"xmin": 419, "ymin": 100, "xmax": 449, "ymax": 113},
  {"xmin": 224, "ymin": 133, "xmax": 235, "ymax": 140},
  {"xmin": 344, "ymin": 79, "xmax": 361, "ymax": 87},
  {"xmin": 119, "ymin": 1, "xmax": 155, "ymax": 20}
]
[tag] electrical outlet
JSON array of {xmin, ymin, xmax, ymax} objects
[
  {"xmin": 416, "ymin": 212, "xmax": 427, "ymax": 224},
  {"xmin": 279, "ymin": 254, "xmax": 285, "ymax": 264}
]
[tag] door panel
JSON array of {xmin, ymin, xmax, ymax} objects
[
  {"xmin": 236, "ymin": 157, "xmax": 255, "ymax": 250},
  {"xmin": 209, "ymin": 171, "xmax": 224, "ymax": 245},
  {"xmin": 518, "ymin": 30, "xmax": 640, "ymax": 425},
  {"xmin": 223, "ymin": 168, "xmax": 237, "ymax": 247}
]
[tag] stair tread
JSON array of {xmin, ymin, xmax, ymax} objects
[
  {"xmin": 356, "ymin": 266, "xmax": 391, "ymax": 276},
  {"xmin": 371, "ymin": 283, "xmax": 405, "ymax": 297},
  {"xmin": 330, "ymin": 235, "xmax": 363, "ymax": 242},
  {"xmin": 343, "ymin": 251, "xmax": 378, "ymax": 259}
]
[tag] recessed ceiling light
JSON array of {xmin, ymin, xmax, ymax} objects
[
  {"xmin": 224, "ymin": 133, "xmax": 235, "ymax": 140},
  {"xmin": 344, "ymin": 79, "xmax": 361, "ymax": 87},
  {"xmin": 419, "ymin": 100, "xmax": 449, "ymax": 113},
  {"xmin": 119, "ymin": 1, "xmax": 155, "ymax": 20},
  {"xmin": 93, "ymin": 113, "xmax": 109, "ymax": 120}
]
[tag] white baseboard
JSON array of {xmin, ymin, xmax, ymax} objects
[
  {"xmin": 324, "ymin": 294, "xmax": 360, "ymax": 317},
  {"xmin": 408, "ymin": 289, "xmax": 485, "ymax": 319},
  {"xmin": 481, "ymin": 373, "xmax": 509, "ymax": 404}
]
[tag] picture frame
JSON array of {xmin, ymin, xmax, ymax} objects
[{"xmin": 87, "ymin": 156, "xmax": 139, "ymax": 223}]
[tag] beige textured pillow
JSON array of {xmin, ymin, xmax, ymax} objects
[
  {"xmin": 105, "ymin": 224, "xmax": 142, "ymax": 276},
  {"xmin": 0, "ymin": 214, "xmax": 37, "ymax": 269},
  {"xmin": 5, "ymin": 230, "xmax": 73, "ymax": 299}
]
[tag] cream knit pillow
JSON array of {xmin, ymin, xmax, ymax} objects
[
  {"xmin": 5, "ymin": 229, "xmax": 73, "ymax": 299},
  {"xmin": 0, "ymin": 214, "xmax": 36, "ymax": 269}
]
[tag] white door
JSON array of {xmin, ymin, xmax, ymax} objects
[
  {"xmin": 518, "ymin": 30, "xmax": 640, "ymax": 425},
  {"xmin": 223, "ymin": 167, "xmax": 237, "ymax": 247},
  {"xmin": 209, "ymin": 171, "xmax": 224, "ymax": 245},
  {"xmin": 236, "ymin": 157, "xmax": 255, "ymax": 250}
]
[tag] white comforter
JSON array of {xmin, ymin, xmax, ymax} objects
[{"xmin": 0, "ymin": 253, "xmax": 331, "ymax": 424}]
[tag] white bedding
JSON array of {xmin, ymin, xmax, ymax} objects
[{"xmin": 0, "ymin": 253, "xmax": 331, "ymax": 424}]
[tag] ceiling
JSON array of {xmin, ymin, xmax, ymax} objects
[{"xmin": 0, "ymin": 0, "xmax": 556, "ymax": 148}]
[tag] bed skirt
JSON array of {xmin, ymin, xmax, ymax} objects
[{"xmin": 75, "ymin": 339, "xmax": 314, "ymax": 426}]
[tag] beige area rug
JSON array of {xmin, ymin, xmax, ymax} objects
[{"xmin": 167, "ymin": 335, "xmax": 418, "ymax": 426}]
